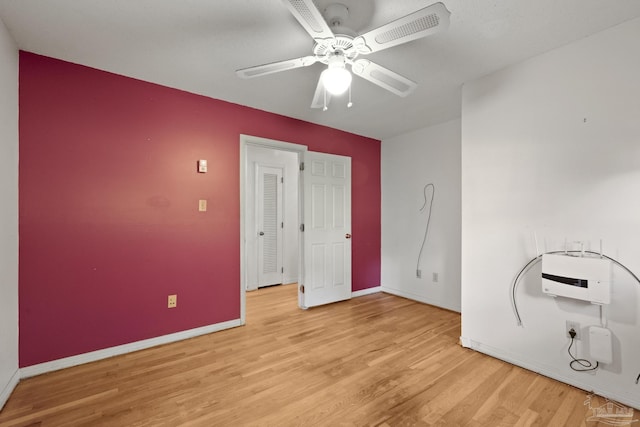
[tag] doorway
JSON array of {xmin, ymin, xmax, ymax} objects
[
  {"xmin": 240, "ymin": 135, "xmax": 306, "ymax": 322},
  {"xmin": 244, "ymin": 143, "xmax": 300, "ymax": 291},
  {"xmin": 239, "ymin": 135, "xmax": 353, "ymax": 323}
]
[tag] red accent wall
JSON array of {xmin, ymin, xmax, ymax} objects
[{"xmin": 18, "ymin": 52, "xmax": 381, "ymax": 367}]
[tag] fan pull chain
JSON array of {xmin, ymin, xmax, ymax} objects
[
  {"xmin": 347, "ymin": 84, "xmax": 353, "ymax": 108},
  {"xmin": 323, "ymin": 87, "xmax": 328, "ymax": 111}
]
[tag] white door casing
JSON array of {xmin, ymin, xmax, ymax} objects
[
  {"xmin": 240, "ymin": 134, "xmax": 307, "ymax": 324},
  {"xmin": 257, "ymin": 165, "xmax": 283, "ymax": 287},
  {"xmin": 300, "ymin": 151, "xmax": 352, "ymax": 308}
]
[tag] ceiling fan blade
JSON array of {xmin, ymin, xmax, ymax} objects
[
  {"xmin": 311, "ymin": 75, "xmax": 331, "ymax": 109},
  {"xmin": 352, "ymin": 2, "xmax": 450, "ymax": 54},
  {"xmin": 236, "ymin": 56, "xmax": 317, "ymax": 79},
  {"xmin": 281, "ymin": 0, "xmax": 335, "ymax": 42},
  {"xmin": 351, "ymin": 59, "xmax": 417, "ymax": 97}
]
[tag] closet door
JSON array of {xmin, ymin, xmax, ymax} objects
[{"xmin": 257, "ymin": 165, "xmax": 283, "ymax": 287}]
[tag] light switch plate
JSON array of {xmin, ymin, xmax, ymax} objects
[
  {"xmin": 198, "ymin": 199, "xmax": 207, "ymax": 212},
  {"xmin": 197, "ymin": 159, "xmax": 207, "ymax": 173}
]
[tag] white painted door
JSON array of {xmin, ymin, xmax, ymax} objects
[
  {"xmin": 301, "ymin": 151, "xmax": 351, "ymax": 308},
  {"xmin": 257, "ymin": 165, "xmax": 283, "ymax": 287}
]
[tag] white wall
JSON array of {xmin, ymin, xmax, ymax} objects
[
  {"xmin": 461, "ymin": 17, "xmax": 640, "ymax": 408},
  {"xmin": 0, "ymin": 16, "xmax": 19, "ymax": 409},
  {"xmin": 382, "ymin": 119, "xmax": 461, "ymax": 312},
  {"xmin": 246, "ymin": 145, "xmax": 299, "ymax": 288}
]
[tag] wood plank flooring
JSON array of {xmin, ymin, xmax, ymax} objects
[{"xmin": 0, "ymin": 285, "xmax": 624, "ymax": 426}]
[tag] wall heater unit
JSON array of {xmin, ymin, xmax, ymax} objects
[{"xmin": 541, "ymin": 254, "xmax": 611, "ymax": 304}]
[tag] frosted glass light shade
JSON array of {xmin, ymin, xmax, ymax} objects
[{"xmin": 321, "ymin": 67, "xmax": 352, "ymax": 95}]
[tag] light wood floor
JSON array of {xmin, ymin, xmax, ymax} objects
[{"xmin": 0, "ymin": 285, "xmax": 622, "ymax": 426}]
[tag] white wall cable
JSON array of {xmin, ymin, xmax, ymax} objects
[{"xmin": 416, "ymin": 183, "xmax": 435, "ymax": 277}]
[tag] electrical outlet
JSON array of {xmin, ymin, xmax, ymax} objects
[
  {"xmin": 168, "ymin": 294, "xmax": 177, "ymax": 308},
  {"xmin": 432, "ymin": 272, "xmax": 439, "ymax": 283},
  {"xmin": 566, "ymin": 320, "xmax": 580, "ymax": 340},
  {"xmin": 416, "ymin": 269, "xmax": 422, "ymax": 278}
]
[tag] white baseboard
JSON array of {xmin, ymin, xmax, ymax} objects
[
  {"xmin": 352, "ymin": 286, "xmax": 381, "ymax": 298},
  {"xmin": 460, "ymin": 337, "xmax": 640, "ymax": 410},
  {"xmin": 460, "ymin": 336, "xmax": 473, "ymax": 348},
  {"xmin": 21, "ymin": 318, "xmax": 243, "ymax": 379},
  {"xmin": 0, "ymin": 368, "xmax": 20, "ymax": 410},
  {"xmin": 381, "ymin": 286, "xmax": 461, "ymax": 313}
]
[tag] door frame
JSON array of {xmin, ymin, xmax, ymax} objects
[{"xmin": 240, "ymin": 134, "xmax": 307, "ymax": 324}]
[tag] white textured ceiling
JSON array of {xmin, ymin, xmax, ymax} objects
[{"xmin": 1, "ymin": 0, "xmax": 639, "ymax": 140}]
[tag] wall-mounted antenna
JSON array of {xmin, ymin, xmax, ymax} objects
[{"xmin": 599, "ymin": 239, "xmax": 603, "ymax": 259}]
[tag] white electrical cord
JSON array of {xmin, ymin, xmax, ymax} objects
[
  {"xmin": 599, "ymin": 305, "xmax": 607, "ymax": 328},
  {"xmin": 416, "ymin": 183, "xmax": 435, "ymax": 276}
]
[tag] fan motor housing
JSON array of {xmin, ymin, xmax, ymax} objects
[{"xmin": 314, "ymin": 35, "xmax": 358, "ymax": 63}]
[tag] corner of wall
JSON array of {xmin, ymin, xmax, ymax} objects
[
  {"xmin": 0, "ymin": 369, "xmax": 19, "ymax": 410},
  {"xmin": 0, "ymin": 12, "xmax": 19, "ymax": 413},
  {"xmin": 381, "ymin": 120, "xmax": 462, "ymax": 312}
]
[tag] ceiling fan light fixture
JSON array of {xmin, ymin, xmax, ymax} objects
[
  {"xmin": 321, "ymin": 67, "xmax": 351, "ymax": 95},
  {"xmin": 322, "ymin": 54, "xmax": 352, "ymax": 95}
]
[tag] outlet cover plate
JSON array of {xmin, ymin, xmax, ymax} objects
[
  {"xmin": 168, "ymin": 294, "xmax": 177, "ymax": 308},
  {"xmin": 566, "ymin": 320, "xmax": 580, "ymax": 340}
]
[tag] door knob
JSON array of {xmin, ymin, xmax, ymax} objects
[
  {"xmin": 345, "ymin": 233, "xmax": 352, "ymax": 239},
  {"xmin": 259, "ymin": 231, "xmax": 264, "ymax": 236}
]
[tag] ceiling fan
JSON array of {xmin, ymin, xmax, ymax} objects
[{"xmin": 236, "ymin": 0, "xmax": 451, "ymax": 110}]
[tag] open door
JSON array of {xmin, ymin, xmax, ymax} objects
[{"xmin": 300, "ymin": 151, "xmax": 351, "ymax": 308}]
